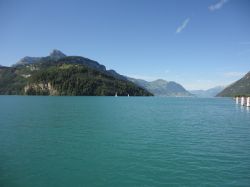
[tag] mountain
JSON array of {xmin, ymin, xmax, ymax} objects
[
  {"xmin": 217, "ymin": 72, "xmax": 250, "ymax": 97},
  {"xmin": 14, "ymin": 49, "xmax": 66, "ymax": 66},
  {"xmin": 15, "ymin": 56, "xmax": 42, "ymax": 66},
  {"xmin": 190, "ymin": 86, "xmax": 224, "ymax": 97},
  {"xmin": 128, "ymin": 78, "xmax": 192, "ymax": 96},
  {"xmin": 49, "ymin": 49, "xmax": 66, "ymax": 60},
  {"xmin": 0, "ymin": 50, "xmax": 152, "ymax": 96}
]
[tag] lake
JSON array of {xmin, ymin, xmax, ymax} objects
[{"xmin": 0, "ymin": 96, "xmax": 250, "ymax": 186}]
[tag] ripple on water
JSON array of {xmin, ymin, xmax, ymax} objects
[{"xmin": 0, "ymin": 96, "xmax": 250, "ymax": 186}]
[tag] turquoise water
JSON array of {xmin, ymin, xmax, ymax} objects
[{"xmin": 0, "ymin": 96, "xmax": 250, "ymax": 187}]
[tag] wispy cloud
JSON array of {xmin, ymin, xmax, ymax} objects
[
  {"xmin": 176, "ymin": 18, "xmax": 190, "ymax": 34},
  {"xmin": 209, "ymin": 0, "xmax": 229, "ymax": 11},
  {"xmin": 223, "ymin": 71, "xmax": 245, "ymax": 78}
]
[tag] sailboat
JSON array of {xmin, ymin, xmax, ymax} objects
[
  {"xmin": 115, "ymin": 92, "xmax": 118, "ymax": 97},
  {"xmin": 128, "ymin": 94, "xmax": 129, "ymax": 97}
]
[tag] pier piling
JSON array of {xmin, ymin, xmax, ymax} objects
[
  {"xmin": 241, "ymin": 97, "xmax": 245, "ymax": 106},
  {"xmin": 247, "ymin": 97, "xmax": 250, "ymax": 107},
  {"xmin": 236, "ymin": 97, "xmax": 239, "ymax": 104},
  {"xmin": 236, "ymin": 96, "xmax": 250, "ymax": 107}
]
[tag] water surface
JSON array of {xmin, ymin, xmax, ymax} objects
[{"xmin": 0, "ymin": 96, "xmax": 250, "ymax": 186}]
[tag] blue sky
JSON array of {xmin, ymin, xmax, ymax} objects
[{"xmin": 0, "ymin": 0, "xmax": 249, "ymax": 89}]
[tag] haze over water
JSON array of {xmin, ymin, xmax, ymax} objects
[{"xmin": 0, "ymin": 96, "xmax": 250, "ymax": 186}]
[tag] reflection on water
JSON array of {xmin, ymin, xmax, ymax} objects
[
  {"xmin": 235, "ymin": 101, "xmax": 250, "ymax": 114},
  {"xmin": 246, "ymin": 106, "xmax": 250, "ymax": 113},
  {"xmin": 241, "ymin": 105, "xmax": 245, "ymax": 112}
]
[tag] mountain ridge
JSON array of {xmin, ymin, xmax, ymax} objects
[
  {"xmin": 127, "ymin": 77, "xmax": 192, "ymax": 96},
  {"xmin": 217, "ymin": 72, "xmax": 250, "ymax": 97},
  {"xmin": 0, "ymin": 50, "xmax": 152, "ymax": 96},
  {"xmin": 2, "ymin": 49, "xmax": 195, "ymax": 96},
  {"xmin": 14, "ymin": 49, "xmax": 67, "ymax": 66}
]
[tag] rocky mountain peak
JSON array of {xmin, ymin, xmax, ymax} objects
[{"xmin": 49, "ymin": 49, "xmax": 66, "ymax": 59}]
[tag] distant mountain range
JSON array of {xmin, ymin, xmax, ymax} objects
[
  {"xmin": 189, "ymin": 86, "xmax": 224, "ymax": 97},
  {"xmin": 128, "ymin": 78, "xmax": 192, "ymax": 96},
  {"xmin": 217, "ymin": 72, "xmax": 250, "ymax": 97},
  {"xmin": 0, "ymin": 50, "xmax": 152, "ymax": 96}
]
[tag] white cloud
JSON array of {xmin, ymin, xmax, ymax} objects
[
  {"xmin": 223, "ymin": 71, "xmax": 245, "ymax": 78},
  {"xmin": 176, "ymin": 18, "xmax": 190, "ymax": 34},
  {"xmin": 209, "ymin": 0, "xmax": 229, "ymax": 11}
]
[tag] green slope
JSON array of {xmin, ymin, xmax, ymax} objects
[
  {"xmin": 217, "ymin": 72, "xmax": 250, "ymax": 97},
  {"xmin": 0, "ymin": 53, "xmax": 152, "ymax": 96}
]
